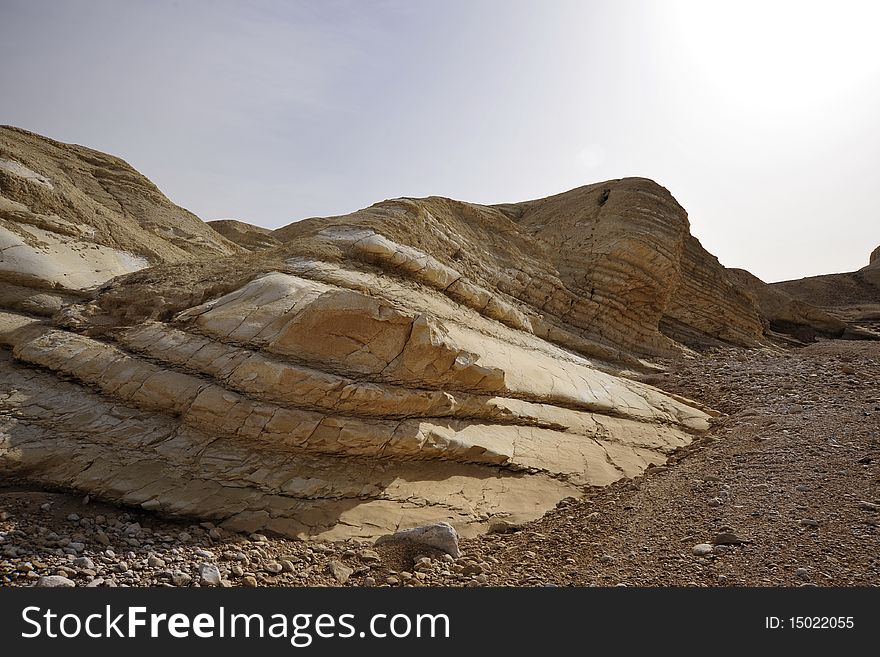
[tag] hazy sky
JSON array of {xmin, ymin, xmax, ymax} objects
[{"xmin": 2, "ymin": 0, "xmax": 879, "ymax": 281}]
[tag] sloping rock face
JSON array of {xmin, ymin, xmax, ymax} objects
[
  {"xmin": 726, "ymin": 268, "xmax": 850, "ymax": 340},
  {"xmin": 0, "ymin": 281, "xmax": 709, "ymax": 539},
  {"xmin": 772, "ymin": 246, "xmax": 880, "ymax": 335},
  {"xmin": 0, "ymin": 126, "xmax": 242, "ymax": 315},
  {"xmin": 208, "ymin": 219, "xmax": 281, "ymax": 252},
  {"xmin": 0, "ymin": 132, "xmax": 721, "ymax": 540},
  {"xmin": 275, "ymin": 179, "xmax": 767, "ymax": 359}
]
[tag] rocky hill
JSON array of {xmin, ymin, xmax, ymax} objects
[
  {"xmin": 0, "ymin": 126, "xmax": 242, "ymax": 314},
  {"xmin": 0, "ymin": 127, "xmax": 873, "ymax": 542},
  {"xmin": 772, "ymin": 246, "xmax": 880, "ymax": 333},
  {"xmin": 208, "ymin": 219, "xmax": 281, "ymax": 252}
]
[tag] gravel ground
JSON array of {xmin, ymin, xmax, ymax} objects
[{"xmin": 2, "ymin": 340, "xmax": 878, "ymax": 587}]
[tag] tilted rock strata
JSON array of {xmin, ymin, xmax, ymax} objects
[
  {"xmin": 726, "ymin": 268, "xmax": 850, "ymax": 340},
  {"xmin": 273, "ymin": 179, "xmax": 769, "ymax": 358},
  {"xmin": 772, "ymin": 245, "xmax": 880, "ymax": 335},
  {"xmin": 1, "ymin": 127, "xmax": 800, "ymax": 539},
  {"xmin": 0, "ymin": 126, "xmax": 242, "ymax": 297},
  {"xmin": 0, "ymin": 262, "xmax": 708, "ymax": 539},
  {"xmin": 208, "ymin": 219, "xmax": 282, "ymax": 252},
  {"xmin": 662, "ymin": 236, "xmax": 765, "ymax": 348}
]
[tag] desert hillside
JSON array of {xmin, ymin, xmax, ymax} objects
[
  {"xmin": 0, "ymin": 128, "xmax": 877, "ymax": 588},
  {"xmin": 772, "ymin": 246, "xmax": 880, "ymax": 333}
]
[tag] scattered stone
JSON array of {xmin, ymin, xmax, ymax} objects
[
  {"xmin": 264, "ymin": 562, "xmax": 283, "ymax": 574},
  {"xmin": 358, "ymin": 549, "xmax": 381, "ymax": 563},
  {"xmin": 198, "ymin": 564, "xmax": 222, "ymax": 587},
  {"xmin": 35, "ymin": 575, "xmax": 75, "ymax": 588},
  {"xmin": 241, "ymin": 575, "xmax": 258, "ymax": 587},
  {"xmin": 147, "ymin": 555, "xmax": 166, "ymax": 568},
  {"xmin": 712, "ymin": 532, "xmax": 747, "ymax": 546},
  {"xmin": 799, "ymin": 519, "xmax": 820, "ymax": 527},
  {"xmin": 487, "ymin": 519, "xmax": 524, "ymax": 534},
  {"xmin": 171, "ymin": 572, "xmax": 192, "ymax": 587},
  {"xmin": 328, "ymin": 561, "xmax": 353, "ymax": 584},
  {"xmin": 374, "ymin": 522, "xmax": 460, "ymax": 558},
  {"xmin": 692, "ymin": 544, "xmax": 714, "ymax": 556},
  {"xmin": 72, "ymin": 556, "xmax": 95, "ymax": 570}
]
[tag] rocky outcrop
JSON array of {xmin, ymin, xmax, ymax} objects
[
  {"xmin": 0, "ymin": 279, "xmax": 709, "ymax": 539},
  {"xmin": 726, "ymin": 268, "xmax": 855, "ymax": 341},
  {"xmin": 12, "ymin": 127, "xmax": 859, "ymax": 541},
  {"xmin": 870, "ymin": 244, "xmax": 879, "ymax": 267},
  {"xmin": 772, "ymin": 246, "xmax": 880, "ymax": 336},
  {"xmin": 662, "ymin": 236, "xmax": 765, "ymax": 349},
  {"xmin": 0, "ymin": 126, "xmax": 242, "ymax": 314},
  {"xmin": 208, "ymin": 219, "xmax": 281, "ymax": 252},
  {"xmin": 272, "ymin": 179, "xmax": 767, "ymax": 359}
]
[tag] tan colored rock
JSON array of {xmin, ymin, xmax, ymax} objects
[
  {"xmin": 208, "ymin": 219, "xmax": 281, "ymax": 252},
  {"xmin": 662, "ymin": 236, "xmax": 765, "ymax": 349},
  {"xmin": 6, "ymin": 127, "xmax": 811, "ymax": 542},
  {"xmin": 0, "ymin": 125, "xmax": 242, "ymax": 294},
  {"xmin": 772, "ymin": 245, "xmax": 880, "ymax": 337},
  {"xmin": 727, "ymin": 268, "xmax": 848, "ymax": 340}
]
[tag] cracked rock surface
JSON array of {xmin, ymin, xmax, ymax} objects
[{"xmin": 1, "ymin": 127, "xmax": 871, "ymax": 548}]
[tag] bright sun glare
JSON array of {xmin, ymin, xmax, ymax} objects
[{"xmin": 666, "ymin": 1, "xmax": 880, "ymax": 119}]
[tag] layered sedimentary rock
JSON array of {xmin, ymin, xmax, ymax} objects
[
  {"xmin": 772, "ymin": 246, "xmax": 880, "ymax": 335},
  {"xmin": 11, "ymin": 127, "xmax": 859, "ymax": 540},
  {"xmin": 0, "ymin": 125, "xmax": 242, "ymax": 316},
  {"xmin": 208, "ymin": 219, "xmax": 281, "ymax": 252},
  {"xmin": 272, "ymin": 179, "xmax": 767, "ymax": 359},
  {"xmin": 726, "ymin": 268, "xmax": 850, "ymax": 341},
  {"xmin": 0, "ymin": 279, "xmax": 709, "ymax": 539}
]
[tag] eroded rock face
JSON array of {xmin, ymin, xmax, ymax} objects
[
  {"xmin": 772, "ymin": 245, "xmax": 880, "ymax": 336},
  {"xmin": 1, "ymin": 128, "xmax": 783, "ymax": 541},
  {"xmin": 0, "ymin": 263, "xmax": 709, "ymax": 539},
  {"xmin": 273, "ymin": 180, "xmax": 768, "ymax": 359},
  {"xmin": 726, "ymin": 268, "xmax": 850, "ymax": 341},
  {"xmin": 0, "ymin": 125, "xmax": 242, "ymax": 315},
  {"xmin": 208, "ymin": 219, "xmax": 281, "ymax": 252}
]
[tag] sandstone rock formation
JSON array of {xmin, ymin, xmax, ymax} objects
[
  {"xmin": 208, "ymin": 219, "xmax": 281, "ymax": 252},
  {"xmin": 0, "ymin": 126, "xmax": 242, "ymax": 316},
  {"xmin": 772, "ymin": 246, "xmax": 880, "ymax": 335},
  {"xmin": 726, "ymin": 268, "xmax": 850, "ymax": 341},
  {"xmin": 2, "ymin": 127, "xmax": 866, "ymax": 542}
]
